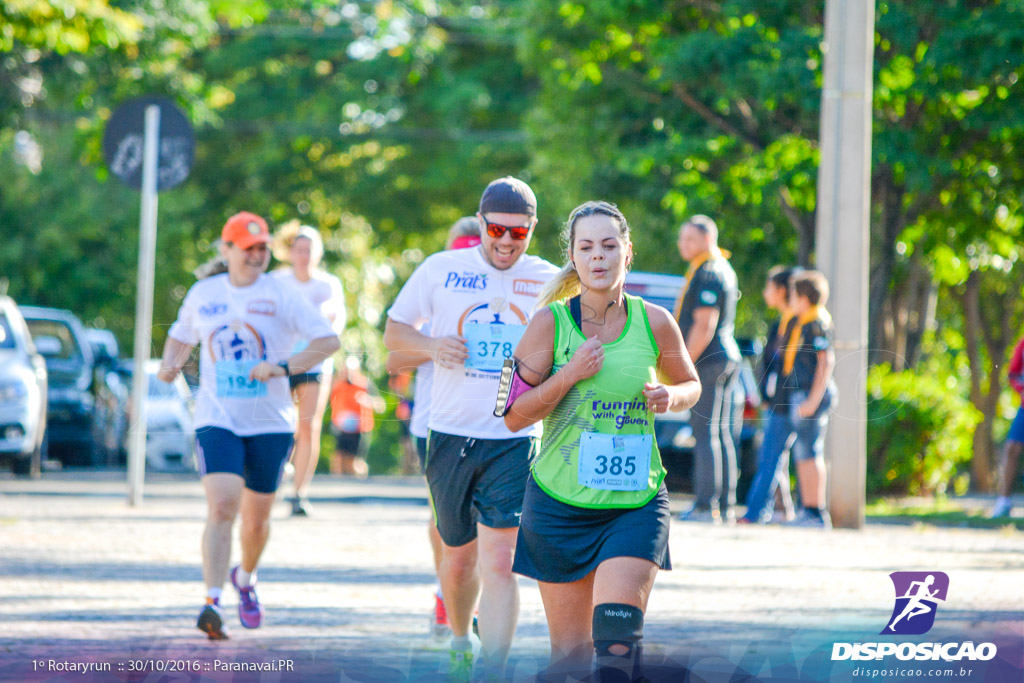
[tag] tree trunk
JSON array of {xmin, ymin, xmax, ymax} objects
[
  {"xmin": 868, "ymin": 170, "xmax": 904, "ymax": 366},
  {"xmin": 959, "ymin": 270, "xmax": 998, "ymax": 492},
  {"xmin": 902, "ymin": 262, "xmax": 937, "ymax": 368}
]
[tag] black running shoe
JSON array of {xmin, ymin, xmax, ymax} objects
[
  {"xmin": 197, "ymin": 601, "xmax": 229, "ymax": 640},
  {"xmin": 291, "ymin": 496, "xmax": 312, "ymax": 517}
]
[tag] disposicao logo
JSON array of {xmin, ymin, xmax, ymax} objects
[
  {"xmin": 831, "ymin": 571, "xmax": 997, "ymax": 663},
  {"xmin": 884, "ymin": 571, "xmax": 948, "ymax": 635}
]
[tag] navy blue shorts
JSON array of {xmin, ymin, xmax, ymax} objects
[
  {"xmin": 196, "ymin": 427, "xmax": 294, "ymax": 494},
  {"xmin": 513, "ymin": 474, "xmax": 671, "ymax": 584},
  {"xmin": 289, "ymin": 371, "xmax": 322, "ymax": 390},
  {"xmin": 425, "ymin": 431, "xmax": 536, "ymax": 547},
  {"xmin": 1009, "ymin": 407, "xmax": 1024, "ymax": 445}
]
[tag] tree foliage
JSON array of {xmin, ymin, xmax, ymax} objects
[
  {"xmin": 515, "ymin": 0, "xmax": 1024, "ymax": 488},
  {"xmin": 3, "ymin": 1, "xmax": 1024, "ymax": 484}
]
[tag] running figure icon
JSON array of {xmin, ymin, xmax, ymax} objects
[{"xmin": 888, "ymin": 574, "xmax": 943, "ymax": 632}]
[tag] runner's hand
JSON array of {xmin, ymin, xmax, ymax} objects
[
  {"xmin": 797, "ymin": 400, "xmax": 817, "ymax": 418},
  {"xmin": 433, "ymin": 335, "xmax": 469, "ymax": 370},
  {"xmin": 643, "ymin": 382, "xmax": 671, "ymax": 413},
  {"xmin": 566, "ymin": 336, "xmax": 603, "ymax": 382},
  {"xmin": 249, "ymin": 361, "xmax": 285, "ymax": 382},
  {"xmin": 156, "ymin": 366, "xmax": 179, "ymax": 383}
]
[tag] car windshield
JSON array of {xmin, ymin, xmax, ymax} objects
[
  {"xmin": 25, "ymin": 319, "xmax": 80, "ymax": 359},
  {"xmin": 147, "ymin": 374, "xmax": 179, "ymax": 398},
  {"xmin": 0, "ymin": 315, "xmax": 15, "ymax": 350}
]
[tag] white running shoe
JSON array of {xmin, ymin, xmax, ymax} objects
[
  {"xmin": 990, "ymin": 497, "xmax": 1013, "ymax": 519},
  {"xmin": 785, "ymin": 509, "xmax": 832, "ymax": 529}
]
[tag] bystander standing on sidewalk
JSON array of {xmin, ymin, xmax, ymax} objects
[
  {"xmin": 740, "ymin": 266, "xmax": 800, "ymax": 525},
  {"xmin": 674, "ymin": 215, "xmax": 742, "ymax": 524},
  {"xmin": 775, "ymin": 270, "xmax": 837, "ymax": 529}
]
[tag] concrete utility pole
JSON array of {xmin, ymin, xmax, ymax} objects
[
  {"xmin": 814, "ymin": 0, "xmax": 875, "ymax": 529},
  {"xmin": 127, "ymin": 105, "xmax": 160, "ymax": 507}
]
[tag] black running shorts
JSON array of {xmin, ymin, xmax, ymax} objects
[
  {"xmin": 513, "ymin": 473, "xmax": 671, "ymax": 583},
  {"xmin": 425, "ymin": 431, "xmax": 536, "ymax": 547}
]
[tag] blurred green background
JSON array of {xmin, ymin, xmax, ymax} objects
[{"xmin": 3, "ymin": 1, "xmax": 1024, "ymax": 495}]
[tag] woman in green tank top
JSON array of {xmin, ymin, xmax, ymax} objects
[{"xmin": 504, "ymin": 201, "xmax": 700, "ymax": 681}]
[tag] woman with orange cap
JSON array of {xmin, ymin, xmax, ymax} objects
[{"xmin": 158, "ymin": 211, "xmax": 340, "ymax": 640}]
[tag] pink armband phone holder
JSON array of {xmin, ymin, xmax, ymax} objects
[{"xmin": 493, "ymin": 358, "xmax": 535, "ymax": 417}]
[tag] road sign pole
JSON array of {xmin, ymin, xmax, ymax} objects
[{"xmin": 127, "ymin": 105, "xmax": 160, "ymax": 507}]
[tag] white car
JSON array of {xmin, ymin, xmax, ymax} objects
[
  {"xmin": 143, "ymin": 359, "xmax": 196, "ymax": 472},
  {"xmin": 0, "ymin": 296, "xmax": 48, "ymax": 475}
]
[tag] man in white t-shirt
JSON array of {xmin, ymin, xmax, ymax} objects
[
  {"xmin": 384, "ymin": 177, "xmax": 558, "ymax": 679},
  {"xmin": 388, "ymin": 217, "xmax": 482, "ymax": 641},
  {"xmin": 158, "ymin": 212, "xmax": 339, "ymax": 640}
]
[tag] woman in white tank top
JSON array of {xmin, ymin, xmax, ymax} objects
[{"xmin": 271, "ymin": 222, "xmax": 347, "ymax": 515}]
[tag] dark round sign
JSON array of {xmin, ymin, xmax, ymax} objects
[{"xmin": 102, "ymin": 96, "xmax": 194, "ymax": 191}]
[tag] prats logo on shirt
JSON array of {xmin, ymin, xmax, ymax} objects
[
  {"xmin": 199, "ymin": 303, "xmax": 228, "ymax": 317},
  {"xmin": 444, "ymin": 271, "xmax": 488, "ymax": 291},
  {"xmin": 247, "ymin": 300, "xmax": 277, "ymax": 316},
  {"xmin": 208, "ymin": 322, "xmax": 265, "ymax": 362}
]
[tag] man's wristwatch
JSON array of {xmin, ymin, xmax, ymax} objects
[{"xmin": 278, "ymin": 361, "xmax": 291, "ymax": 377}]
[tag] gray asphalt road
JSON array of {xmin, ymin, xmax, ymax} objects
[{"xmin": 0, "ymin": 473, "xmax": 1021, "ymax": 682}]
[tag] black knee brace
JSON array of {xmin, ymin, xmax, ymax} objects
[{"xmin": 592, "ymin": 603, "xmax": 644, "ymax": 682}]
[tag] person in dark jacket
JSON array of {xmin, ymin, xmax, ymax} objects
[{"xmin": 674, "ymin": 215, "xmax": 742, "ymax": 524}]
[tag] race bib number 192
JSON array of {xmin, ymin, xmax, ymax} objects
[
  {"xmin": 216, "ymin": 360, "xmax": 267, "ymax": 398},
  {"xmin": 578, "ymin": 432, "xmax": 652, "ymax": 491}
]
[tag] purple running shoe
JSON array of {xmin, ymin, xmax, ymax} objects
[{"xmin": 230, "ymin": 566, "xmax": 264, "ymax": 629}]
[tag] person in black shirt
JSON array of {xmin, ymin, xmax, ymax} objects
[
  {"xmin": 740, "ymin": 266, "xmax": 800, "ymax": 524},
  {"xmin": 775, "ymin": 270, "xmax": 836, "ymax": 528},
  {"xmin": 674, "ymin": 215, "xmax": 742, "ymax": 524}
]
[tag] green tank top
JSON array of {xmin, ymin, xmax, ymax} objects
[{"xmin": 533, "ymin": 293, "xmax": 666, "ymax": 509}]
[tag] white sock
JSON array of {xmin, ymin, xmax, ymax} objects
[
  {"xmin": 207, "ymin": 587, "xmax": 222, "ymax": 602},
  {"xmin": 235, "ymin": 567, "xmax": 256, "ymax": 588},
  {"xmin": 451, "ymin": 635, "xmax": 472, "ymax": 651},
  {"xmin": 996, "ymin": 496, "xmax": 1011, "ymax": 507},
  {"xmin": 436, "ymin": 587, "xmax": 444, "ymax": 600}
]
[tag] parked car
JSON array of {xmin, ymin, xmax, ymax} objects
[
  {"xmin": 0, "ymin": 296, "xmax": 48, "ymax": 476},
  {"xmin": 143, "ymin": 359, "xmax": 197, "ymax": 472},
  {"xmin": 85, "ymin": 328, "xmax": 130, "ymax": 465},
  {"xmin": 20, "ymin": 305, "xmax": 100, "ymax": 466},
  {"xmin": 623, "ymin": 271, "xmax": 763, "ymax": 496},
  {"xmin": 85, "ymin": 328, "xmax": 119, "ymax": 361}
]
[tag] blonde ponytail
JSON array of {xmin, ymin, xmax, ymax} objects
[
  {"xmin": 536, "ymin": 262, "xmax": 581, "ymax": 309},
  {"xmin": 194, "ymin": 241, "xmax": 229, "ymax": 280},
  {"xmin": 194, "ymin": 258, "xmax": 228, "ymax": 279}
]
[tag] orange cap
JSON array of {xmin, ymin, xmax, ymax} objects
[{"xmin": 221, "ymin": 212, "xmax": 270, "ymax": 249}]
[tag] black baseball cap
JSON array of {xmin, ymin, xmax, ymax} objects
[{"xmin": 479, "ymin": 176, "xmax": 537, "ymax": 217}]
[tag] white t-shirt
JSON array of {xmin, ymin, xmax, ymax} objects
[
  {"xmin": 410, "ymin": 331, "xmax": 433, "ymax": 442},
  {"xmin": 388, "ymin": 247, "xmax": 558, "ymax": 439},
  {"xmin": 168, "ymin": 273, "xmax": 335, "ymax": 436},
  {"xmin": 271, "ymin": 268, "xmax": 346, "ymax": 373}
]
